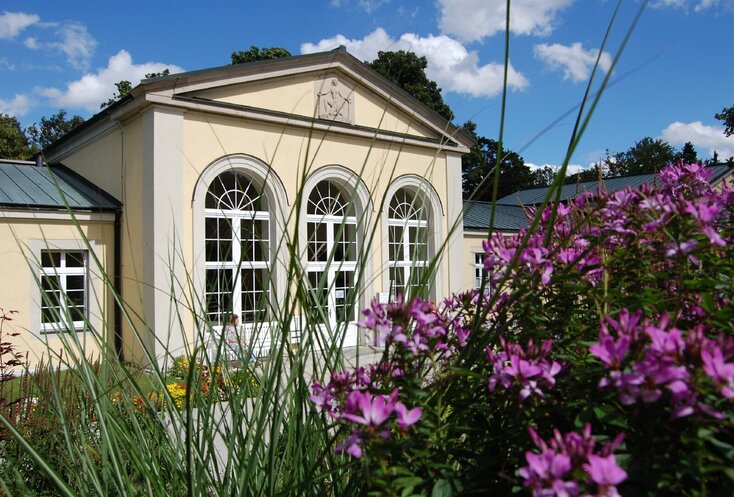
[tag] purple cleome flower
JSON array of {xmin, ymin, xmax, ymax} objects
[{"xmin": 520, "ymin": 425, "xmax": 626, "ymax": 497}]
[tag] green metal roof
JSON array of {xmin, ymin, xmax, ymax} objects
[
  {"xmin": 0, "ymin": 160, "xmax": 120, "ymax": 212},
  {"xmin": 465, "ymin": 164, "xmax": 733, "ymax": 232},
  {"xmin": 496, "ymin": 164, "xmax": 734, "ymax": 206},
  {"xmin": 463, "ymin": 201, "xmax": 528, "ymax": 232}
]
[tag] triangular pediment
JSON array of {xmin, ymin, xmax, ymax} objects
[{"xmin": 133, "ymin": 48, "xmax": 471, "ymax": 151}]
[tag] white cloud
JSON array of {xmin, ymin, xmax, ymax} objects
[
  {"xmin": 329, "ymin": 0, "xmax": 389, "ymax": 12},
  {"xmin": 0, "ymin": 57, "xmax": 15, "ymax": 70},
  {"xmin": 49, "ymin": 22, "xmax": 96, "ymax": 70},
  {"xmin": 23, "ymin": 36, "xmax": 38, "ymax": 49},
  {"xmin": 36, "ymin": 50, "xmax": 184, "ymax": 112},
  {"xmin": 0, "ymin": 93, "xmax": 32, "ymax": 116},
  {"xmin": 534, "ymin": 42, "xmax": 612, "ymax": 83},
  {"xmin": 527, "ymin": 162, "xmax": 592, "ymax": 176},
  {"xmin": 437, "ymin": 0, "xmax": 575, "ymax": 42},
  {"xmin": 0, "ymin": 12, "xmax": 39, "ymax": 40},
  {"xmin": 661, "ymin": 121, "xmax": 734, "ymax": 159},
  {"xmin": 24, "ymin": 21, "xmax": 97, "ymax": 70},
  {"xmin": 301, "ymin": 28, "xmax": 528, "ymax": 98},
  {"xmin": 357, "ymin": 0, "xmax": 389, "ymax": 13},
  {"xmin": 651, "ymin": 0, "xmax": 733, "ymax": 10}
]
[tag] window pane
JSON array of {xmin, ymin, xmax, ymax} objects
[
  {"xmin": 334, "ymin": 270, "xmax": 355, "ymax": 322},
  {"xmin": 205, "ymin": 268, "xmax": 233, "ymax": 325},
  {"xmin": 308, "ymin": 222, "xmax": 327, "ymax": 262},
  {"xmin": 41, "ymin": 275, "xmax": 59, "ymax": 291},
  {"xmin": 335, "ymin": 223, "xmax": 356, "ymax": 262},
  {"xmin": 388, "ymin": 225, "xmax": 404, "ymax": 262},
  {"xmin": 66, "ymin": 275, "xmax": 85, "ymax": 291},
  {"xmin": 41, "ymin": 251, "xmax": 60, "ymax": 268},
  {"xmin": 241, "ymin": 268, "xmax": 268, "ymax": 322},
  {"xmin": 66, "ymin": 252, "xmax": 85, "ymax": 267},
  {"xmin": 389, "ymin": 266, "xmax": 405, "ymax": 299},
  {"xmin": 241, "ymin": 218, "xmax": 269, "ymax": 262},
  {"xmin": 205, "ymin": 217, "xmax": 233, "ymax": 262},
  {"xmin": 66, "ymin": 288, "xmax": 85, "ymax": 307},
  {"xmin": 307, "ymin": 271, "xmax": 328, "ymax": 324}
]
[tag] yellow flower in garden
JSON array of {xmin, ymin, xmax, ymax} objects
[{"xmin": 166, "ymin": 382, "xmax": 188, "ymax": 409}]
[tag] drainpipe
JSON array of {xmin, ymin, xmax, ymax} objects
[{"xmin": 114, "ymin": 208, "xmax": 123, "ymax": 360}]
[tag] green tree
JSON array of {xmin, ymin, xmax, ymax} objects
[
  {"xmin": 715, "ymin": 104, "xmax": 733, "ymax": 137},
  {"xmin": 609, "ymin": 137, "xmax": 676, "ymax": 177},
  {"xmin": 368, "ymin": 50, "xmax": 453, "ymax": 122},
  {"xmin": 101, "ymin": 69, "xmax": 171, "ymax": 109},
  {"xmin": 26, "ymin": 110, "xmax": 85, "ymax": 150},
  {"xmin": 460, "ymin": 121, "xmax": 533, "ymax": 200},
  {"xmin": 231, "ymin": 46, "xmax": 292, "ymax": 64},
  {"xmin": 0, "ymin": 113, "xmax": 32, "ymax": 159},
  {"xmin": 565, "ymin": 166, "xmax": 602, "ymax": 184},
  {"xmin": 530, "ymin": 166, "xmax": 556, "ymax": 187},
  {"xmin": 676, "ymin": 141, "xmax": 699, "ymax": 164}
]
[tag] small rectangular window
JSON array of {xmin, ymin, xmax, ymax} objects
[
  {"xmin": 40, "ymin": 250, "xmax": 88, "ymax": 332},
  {"xmin": 474, "ymin": 252, "xmax": 489, "ymax": 292}
]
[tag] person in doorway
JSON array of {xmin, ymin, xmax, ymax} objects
[
  {"xmin": 224, "ymin": 314, "xmax": 242, "ymax": 355},
  {"xmin": 224, "ymin": 313, "xmax": 255, "ymax": 364}
]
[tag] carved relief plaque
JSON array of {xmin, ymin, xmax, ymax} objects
[{"xmin": 315, "ymin": 77, "xmax": 354, "ymax": 124}]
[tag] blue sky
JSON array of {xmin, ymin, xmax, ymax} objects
[{"xmin": 1, "ymin": 0, "xmax": 733, "ymax": 171}]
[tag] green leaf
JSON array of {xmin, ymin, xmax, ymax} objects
[{"xmin": 431, "ymin": 479, "xmax": 452, "ymax": 497}]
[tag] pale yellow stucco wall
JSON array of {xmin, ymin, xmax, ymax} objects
[
  {"xmin": 181, "ymin": 111, "xmax": 451, "ymax": 310},
  {"xmin": 62, "ymin": 128, "xmax": 124, "ymax": 200},
  {"xmin": 0, "ymin": 214, "xmax": 115, "ymax": 371},
  {"xmin": 194, "ymin": 72, "xmax": 435, "ymax": 139}
]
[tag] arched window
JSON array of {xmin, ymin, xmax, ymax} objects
[
  {"xmin": 388, "ymin": 188, "xmax": 429, "ymax": 298},
  {"xmin": 205, "ymin": 171, "xmax": 270, "ymax": 325},
  {"xmin": 306, "ymin": 180, "xmax": 357, "ymax": 324}
]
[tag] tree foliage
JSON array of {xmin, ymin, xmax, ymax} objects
[
  {"xmin": 26, "ymin": 110, "xmax": 85, "ymax": 150},
  {"xmin": 0, "ymin": 114, "xmax": 32, "ymax": 159},
  {"xmin": 231, "ymin": 46, "xmax": 292, "ymax": 64},
  {"xmin": 460, "ymin": 121, "xmax": 534, "ymax": 200},
  {"xmin": 676, "ymin": 141, "xmax": 699, "ymax": 164},
  {"xmin": 101, "ymin": 69, "xmax": 171, "ymax": 109},
  {"xmin": 529, "ymin": 166, "xmax": 557, "ymax": 187},
  {"xmin": 368, "ymin": 50, "xmax": 454, "ymax": 122},
  {"xmin": 608, "ymin": 137, "xmax": 676, "ymax": 177},
  {"xmin": 715, "ymin": 103, "xmax": 734, "ymax": 137}
]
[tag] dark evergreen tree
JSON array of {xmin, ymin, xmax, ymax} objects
[
  {"xmin": 715, "ymin": 104, "xmax": 733, "ymax": 137},
  {"xmin": 0, "ymin": 114, "xmax": 33, "ymax": 159},
  {"xmin": 609, "ymin": 137, "xmax": 676, "ymax": 176},
  {"xmin": 460, "ymin": 121, "xmax": 533, "ymax": 200},
  {"xmin": 26, "ymin": 110, "xmax": 85, "ymax": 150},
  {"xmin": 368, "ymin": 50, "xmax": 453, "ymax": 122},
  {"xmin": 231, "ymin": 46, "xmax": 291, "ymax": 64},
  {"xmin": 676, "ymin": 142, "xmax": 699, "ymax": 164},
  {"xmin": 530, "ymin": 166, "xmax": 556, "ymax": 187}
]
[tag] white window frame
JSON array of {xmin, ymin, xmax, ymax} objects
[
  {"xmin": 388, "ymin": 188, "xmax": 429, "ymax": 299},
  {"xmin": 40, "ymin": 250, "xmax": 88, "ymax": 332},
  {"xmin": 380, "ymin": 176, "xmax": 444, "ymax": 300},
  {"xmin": 474, "ymin": 252, "xmax": 488, "ymax": 291},
  {"xmin": 204, "ymin": 171, "xmax": 271, "ymax": 326},
  {"xmin": 306, "ymin": 180, "xmax": 359, "ymax": 325}
]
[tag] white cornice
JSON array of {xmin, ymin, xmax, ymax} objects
[
  {"xmin": 141, "ymin": 93, "xmax": 469, "ymax": 154},
  {"xmin": 0, "ymin": 210, "xmax": 116, "ymax": 222}
]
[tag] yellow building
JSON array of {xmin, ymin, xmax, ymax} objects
[
  {"xmin": 0, "ymin": 158, "xmax": 119, "ymax": 368},
  {"xmin": 4, "ymin": 47, "xmax": 478, "ymax": 367}
]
